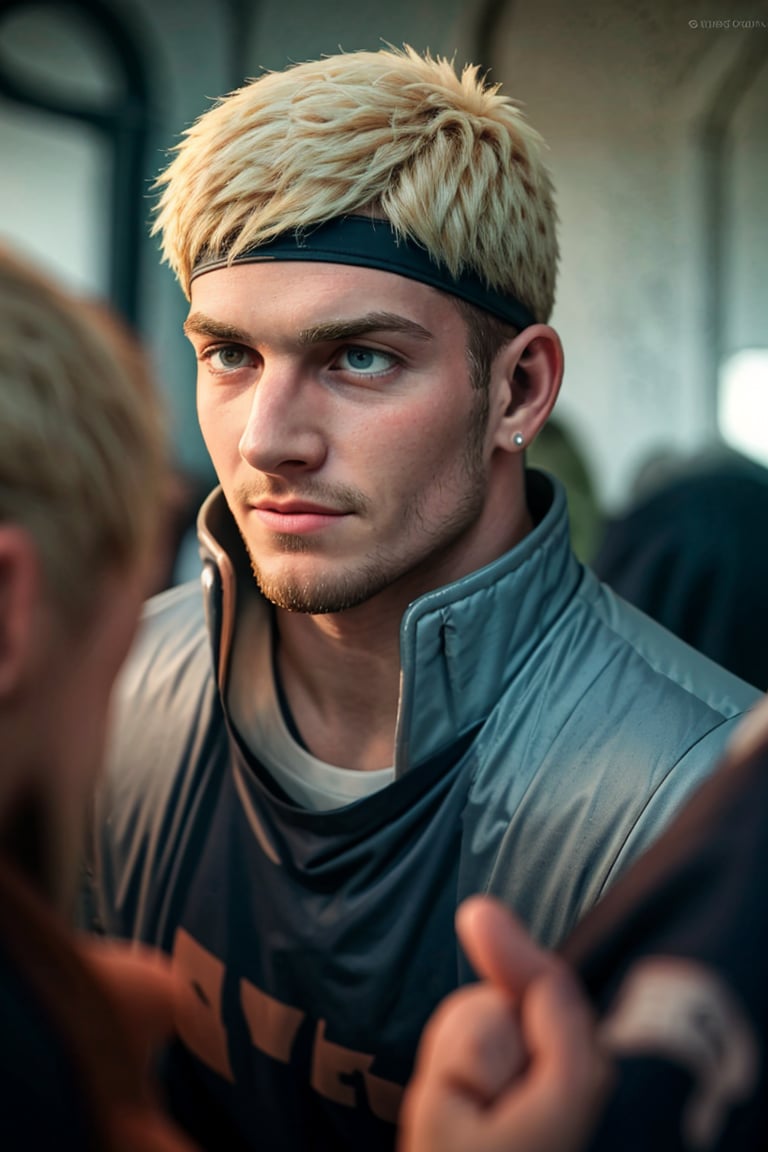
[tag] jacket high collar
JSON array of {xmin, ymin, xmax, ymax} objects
[{"xmin": 196, "ymin": 469, "xmax": 582, "ymax": 777}]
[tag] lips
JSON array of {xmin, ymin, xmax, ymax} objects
[
  {"xmin": 251, "ymin": 501, "xmax": 349, "ymax": 534},
  {"xmin": 254, "ymin": 501, "xmax": 344, "ymax": 516}
]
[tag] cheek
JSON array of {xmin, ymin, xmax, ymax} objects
[
  {"xmin": 196, "ymin": 385, "xmax": 222, "ymax": 451},
  {"xmin": 197, "ymin": 390, "xmax": 242, "ymax": 468},
  {"xmin": 48, "ymin": 693, "xmax": 106, "ymax": 797},
  {"xmin": 58, "ymin": 668, "xmax": 124, "ymax": 803},
  {"xmin": 68, "ymin": 608, "xmax": 142, "ymax": 787},
  {"xmin": 372, "ymin": 400, "xmax": 473, "ymax": 482}
]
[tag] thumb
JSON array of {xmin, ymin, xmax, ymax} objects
[{"xmin": 456, "ymin": 896, "xmax": 557, "ymax": 996}]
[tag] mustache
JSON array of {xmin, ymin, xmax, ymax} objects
[{"xmin": 233, "ymin": 479, "xmax": 371, "ymax": 516}]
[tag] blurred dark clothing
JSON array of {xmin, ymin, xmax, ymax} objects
[
  {"xmin": 564, "ymin": 695, "xmax": 768, "ymax": 1152},
  {"xmin": 0, "ymin": 897, "xmax": 96, "ymax": 1149},
  {"xmin": 594, "ymin": 456, "xmax": 768, "ymax": 690},
  {"xmin": 0, "ymin": 859, "xmax": 194, "ymax": 1152}
]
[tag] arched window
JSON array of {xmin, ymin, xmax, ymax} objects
[{"xmin": 0, "ymin": 0, "xmax": 151, "ymax": 325}]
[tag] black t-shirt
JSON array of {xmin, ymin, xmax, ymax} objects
[{"xmin": 562, "ymin": 717, "xmax": 768, "ymax": 1151}]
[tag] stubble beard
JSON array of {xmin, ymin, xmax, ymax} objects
[{"xmin": 244, "ymin": 389, "xmax": 491, "ymax": 614}]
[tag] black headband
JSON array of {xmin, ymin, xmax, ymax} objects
[{"xmin": 191, "ymin": 215, "xmax": 536, "ymax": 329}]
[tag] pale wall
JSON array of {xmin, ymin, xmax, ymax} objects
[{"xmin": 491, "ymin": 0, "xmax": 768, "ymax": 508}]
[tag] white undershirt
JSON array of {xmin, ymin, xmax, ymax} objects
[{"xmin": 228, "ymin": 593, "xmax": 395, "ymax": 811}]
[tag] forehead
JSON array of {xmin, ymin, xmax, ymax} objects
[{"xmin": 188, "ymin": 260, "xmax": 464, "ymax": 334}]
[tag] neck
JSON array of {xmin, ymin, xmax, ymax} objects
[
  {"xmin": 276, "ymin": 600, "xmax": 403, "ymax": 772},
  {"xmin": 266, "ymin": 460, "xmax": 534, "ymax": 771}
]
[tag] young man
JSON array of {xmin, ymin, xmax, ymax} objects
[
  {"xmin": 0, "ymin": 247, "xmax": 196, "ymax": 1150},
  {"xmin": 84, "ymin": 47, "xmax": 759, "ymax": 1152},
  {"xmin": 402, "ymin": 692, "xmax": 768, "ymax": 1152}
]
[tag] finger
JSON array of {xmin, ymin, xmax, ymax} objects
[
  {"xmin": 415, "ymin": 983, "xmax": 526, "ymax": 1101},
  {"xmin": 488, "ymin": 966, "xmax": 613, "ymax": 1152},
  {"xmin": 400, "ymin": 963, "xmax": 610, "ymax": 1152},
  {"xmin": 525, "ymin": 965, "xmax": 610, "ymax": 1096},
  {"xmin": 456, "ymin": 896, "xmax": 557, "ymax": 995},
  {"xmin": 399, "ymin": 983, "xmax": 528, "ymax": 1152}
]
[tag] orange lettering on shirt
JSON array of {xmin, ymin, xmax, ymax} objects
[
  {"xmin": 240, "ymin": 977, "xmax": 305, "ymax": 1063},
  {"xmin": 172, "ymin": 928, "xmax": 234, "ymax": 1082},
  {"xmin": 311, "ymin": 1019, "xmax": 403, "ymax": 1122}
]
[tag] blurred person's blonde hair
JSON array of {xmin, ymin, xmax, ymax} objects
[
  {"xmin": 153, "ymin": 46, "xmax": 559, "ymax": 325},
  {"xmin": 0, "ymin": 247, "xmax": 166, "ymax": 624}
]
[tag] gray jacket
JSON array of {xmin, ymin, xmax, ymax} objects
[{"xmin": 85, "ymin": 469, "xmax": 759, "ymax": 1151}]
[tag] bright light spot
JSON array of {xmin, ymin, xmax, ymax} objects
[{"xmin": 718, "ymin": 349, "xmax": 768, "ymax": 467}]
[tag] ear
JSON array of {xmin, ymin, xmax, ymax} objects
[
  {"xmin": 0, "ymin": 525, "xmax": 42, "ymax": 698},
  {"xmin": 489, "ymin": 324, "xmax": 564, "ymax": 454}
]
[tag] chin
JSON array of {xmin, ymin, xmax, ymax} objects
[{"xmin": 251, "ymin": 557, "xmax": 393, "ymax": 615}]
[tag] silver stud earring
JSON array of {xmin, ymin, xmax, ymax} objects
[{"xmin": 513, "ymin": 432, "xmax": 525, "ymax": 447}]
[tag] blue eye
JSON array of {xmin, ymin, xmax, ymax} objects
[{"xmin": 338, "ymin": 347, "xmax": 395, "ymax": 375}]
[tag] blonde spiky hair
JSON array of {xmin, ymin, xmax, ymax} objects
[{"xmin": 153, "ymin": 46, "xmax": 559, "ymax": 322}]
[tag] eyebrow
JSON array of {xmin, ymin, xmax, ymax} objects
[
  {"xmin": 183, "ymin": 310, "xmax": 433, "ymax": 345},
  {"xmin": 297, "ymin": 312, "xmax": 433, "ymax": 345},
  {"xmin": 183, "ymin": 314, "xmax": 249, "ymax": 342}
]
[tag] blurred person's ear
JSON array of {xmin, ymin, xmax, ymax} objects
[{"xmin": 0, "ymin": 525, "xmax": 41, "ymax": 697}]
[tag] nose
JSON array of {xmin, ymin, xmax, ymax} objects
[{"xmin": 239, "ymin": 360, "xmax": 327, "ymax": 476}]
